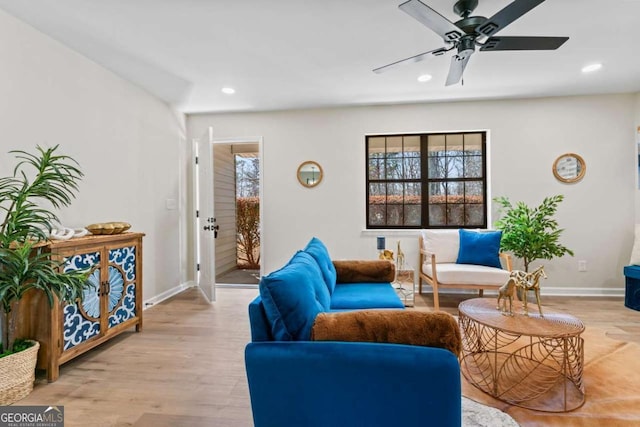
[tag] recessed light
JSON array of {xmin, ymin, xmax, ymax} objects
[
  {"xmin": 581, "ymin": 63, "xmax": 602, "ymax": 73},
  {"xmin": 417, "ymin": 74, "xmax": 433, "ymax": 82},
  {"xmin": 221, "ymin": 87, "xmax": 235, "ymax": 94}
]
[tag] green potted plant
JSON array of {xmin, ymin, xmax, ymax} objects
[
  {"xmin": 494, "ymin": 195, "xmax": 574, "ymax": 272},
  {"xmin": 0, "ymin": 145, "xmax": 89, "ymax": 404}
]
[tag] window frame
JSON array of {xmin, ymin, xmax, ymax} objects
[{"xmin": 365, "ymin": 131, "xmax": 488, "ymax": 230}]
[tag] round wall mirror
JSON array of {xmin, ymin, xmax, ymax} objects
[
  {"xmin": 553, "ymin": 153, "xmax": 586, "ymax": 183},
  {"xmin": 297, "ymin": 161, "xmax": 323, "ymax": 188}
]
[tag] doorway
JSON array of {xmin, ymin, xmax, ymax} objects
[{"xmin": 214, "ymin": 143, "xmax": 261, "ymax": 286}]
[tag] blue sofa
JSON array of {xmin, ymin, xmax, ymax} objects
[
  {"xmin": 245, "ymin": 238, "xmax": 462, "ymax": 427},
  {"xmin": 249, "ymin": 238, "xmax": 404, "ymax": 342}
]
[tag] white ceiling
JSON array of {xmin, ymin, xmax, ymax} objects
[{"xmin": 0, "ymin": 0, "xmax": 638, "ymax": 113}]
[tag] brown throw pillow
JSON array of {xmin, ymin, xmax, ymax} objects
[
  {"xmin": 332, "ymin": 260, "xmax": 395, "ymax": 283},
  {"xmin": 310, "ymin": 310, "xmax": 461, "ymax": 356}
]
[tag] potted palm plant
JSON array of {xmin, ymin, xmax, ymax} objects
[{"xmin": 0, "ymin": 145, "xmax": 89, "ymax": 404}]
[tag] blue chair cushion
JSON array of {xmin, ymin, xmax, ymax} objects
[
  {"xmin": 330, "ymin": 283, "xmax": 404, "ymax": 310},
  {"xmin": 259, "ymin": 251, "xmax": 331, "ymax": 341},
  {"xmin": 304, "ymin": 237, "xmax": 337, "ymax": 294},
  {"xmin": 456, "ymin": 229, "xmax": 502, "ymax": 269}
]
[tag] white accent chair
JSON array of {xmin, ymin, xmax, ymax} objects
[{"xmin": 418, "ymin": 229, "xmax": 513, "ymax": 311}]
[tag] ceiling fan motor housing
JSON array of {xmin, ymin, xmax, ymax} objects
[
  {"xmin": 455, "ymin": 16, "xmax": 487, "ymax": 35},
  {"xmin": 457, "ymin": 36, "xmax": 476, "ymax": 56}
]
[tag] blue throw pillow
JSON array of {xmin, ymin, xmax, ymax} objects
[
  {"xmin": 303, "ymin": 237, "xmax": 337, "ymax": 294},
  {"xmin": 456, "ymin": 229, "xmax": 503, "ymax": 269},
  {"xmin": 259, "ymin": 251, "xmax": 331, "ymax": 341}
]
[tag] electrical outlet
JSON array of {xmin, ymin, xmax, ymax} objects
[{"xmin": 578, "ymin": 260, "xmax": 587, "ymax": 272}]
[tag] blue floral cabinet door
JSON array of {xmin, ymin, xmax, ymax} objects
[
  {"xmin": 106, "ymin": 246, "xmax": 138, "ymax": 329},
  {"xmin": 62, "ymin": 251, "xmax": 102, "ymax": 351}
]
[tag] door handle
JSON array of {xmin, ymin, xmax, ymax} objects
[
  {"xmin": 204, "ymin": 223, "xmax": 220, "ymax": 238},
  {"xmin": 204, "ymin": 225, "xmax": 218, "ymax": 238}
]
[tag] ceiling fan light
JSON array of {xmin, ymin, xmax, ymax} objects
[
  {"xmin": 221, "ymin": 87, "xmax": 236, "ymax": 94},
  {"xmin": 417, "ymin": 74, "xmax": 433, "ymax": 82},
  {"xmin": 581, "ymin": 63, "xmax": 602, "ymax": 73}
]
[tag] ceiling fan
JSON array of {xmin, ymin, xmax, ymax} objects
[{"xmin": 373, "ymin": 0, "xmax": 569, "ymax": 86}]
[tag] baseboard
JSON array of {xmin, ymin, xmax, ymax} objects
[
  {"xmin": 537, "ymin": 287, "xmax": 624, "ymax": 297},
  {"xmin": 216, "ymin": 283, "xmax": 259, "ymax": 289},
  {"xmin": 143, "ymin": 281, "xmax": 195, "ymax": 309},
  {"xmin": 418, "ymin": 287, "xmax": 625, "ymax": 298}
]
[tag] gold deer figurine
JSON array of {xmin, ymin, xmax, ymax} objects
[
  {"xmin": 497, "ymin": 266, "xmax": 547, "ymax": 317},
  {"xmin": 497, "ymin": 277, "xmax": 517, "ymax": 316},
  {"xmin": 510, "ymin": 266, "xmax": 547, "ymax": 317},
  {"xmin": 396, "ymin": 240, "xmax": 405, "ymax": 270}
]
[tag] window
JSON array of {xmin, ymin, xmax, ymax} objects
[{"xmin": 366, "ymin": 132, "xmax": 487, "ymax": 229}]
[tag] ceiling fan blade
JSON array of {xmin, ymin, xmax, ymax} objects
[
  {"xmin": 445, "ymin": 52, "xmax": 473, "ymax": 86},
  {"xmin": 476, "ymin": 0, "xmax": 546, "ymax": 38},
  {"xmin": 480, "ymin": 36, "xmax": 569, "ymax": 51},
  {"xmin": 373, "ymin": 47, "xmax": 449, "ymax": 74},
  {"xmin": 399, "ymin": 0, "xmax": 463, "ymax": 43}
]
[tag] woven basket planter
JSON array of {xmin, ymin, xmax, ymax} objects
[{"xmin": 0, "ymin": 340, "xmax": 39, "ymax": 405}]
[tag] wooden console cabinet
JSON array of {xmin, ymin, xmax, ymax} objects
[{"xmin": 18, "ymin": 232, "xmax": 144, "ymax": 381}]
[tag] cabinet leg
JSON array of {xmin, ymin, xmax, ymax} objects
[
  {"xmin": 47, "ymin": 363, "xmax": 60, "ymax": 383},
  {"xmin": 136, "ymin": 322, "xmax": 142, "ymax": 332}
]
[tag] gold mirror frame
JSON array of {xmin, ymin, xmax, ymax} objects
[
  {"xmin": 297, "ymin": 161, "xmax": 323, "ymax": 188},
  {"xmin": 553, "ymin": 153, "xmax": 586, "ymax": 183}
]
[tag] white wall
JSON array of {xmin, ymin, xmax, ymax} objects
[
  {"xmin": 188, "ymin": 93, "xmax": 637, "ymax": 295},
  {"xmin": 0, "ymin": 10, "xmax": 185, "ymax": 302},
  {"xmin": 635, "ymin": 93, "xmax": 640, "ymax": 223}
]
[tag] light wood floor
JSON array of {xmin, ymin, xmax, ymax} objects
[{"xmin": 19, "ymin": 287, "xmax": 640, "ymax": 426}]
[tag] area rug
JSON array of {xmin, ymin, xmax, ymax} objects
[
  {"xmin": 462, "ymin": 327, "xmax": 640, "ymax": 426},
  {"xmin": 463, "ymin": 397, "xmax": 519, "ymax": 426}
]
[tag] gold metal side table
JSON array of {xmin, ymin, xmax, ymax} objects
[
  {"xmin": 458, "ymin": 298, "xmax": 585, "ymax": 412},
  {"xmin": 394, "ymin": 267, "xmax": 415, "ymax": 307}
]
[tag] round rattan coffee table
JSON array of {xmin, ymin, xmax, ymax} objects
[{"xmin": 458, "ymin": 298, "xmax": 585, "ymax": 412}]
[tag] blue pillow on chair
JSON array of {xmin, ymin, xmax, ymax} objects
[{"xmin": 456, "ymin": 229, "xmax": 503, "ymax": 269}]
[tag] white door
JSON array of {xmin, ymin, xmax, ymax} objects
[{"xmin": 194, "ymin": 127, "xmax": 216, "ymax": 302}]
